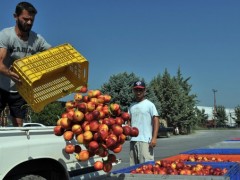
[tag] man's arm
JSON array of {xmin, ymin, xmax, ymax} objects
[
  {"xmin": 149, "ymin": 116, "xmax": 160, "ymax": 147},
  {"xmin": 0, "ymin": 48, "xmax": 21, "ymax": 82}
]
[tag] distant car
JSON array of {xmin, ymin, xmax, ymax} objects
[{"xmin": 23, "ymin": 123, "xmax": 46, "ymax": 127}]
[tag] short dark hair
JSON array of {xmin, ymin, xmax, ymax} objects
[{"xmin": 15, "ymin": 2, "xmax": 37, "ymax": 16}]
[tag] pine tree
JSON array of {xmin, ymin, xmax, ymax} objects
[
  {"xmin": 234, "ymin": 105, "xmax": 240, "ymax": 127},
  {"xmin": 215, "ymin": 105, "xmax": 228, "ymax": 127}
]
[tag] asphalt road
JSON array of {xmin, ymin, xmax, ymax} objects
[{"xmin": 111, "ymin": 129, "xmax": 240, "ymax": 171}]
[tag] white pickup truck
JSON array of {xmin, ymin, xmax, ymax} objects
[{"xmin": 0, "ymin": 126, "xmax": 110, "ymax": 180}]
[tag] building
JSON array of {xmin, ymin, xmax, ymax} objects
[{"xmin": 197, "ymin": 106, "xmax": 236, "ymax": 127}]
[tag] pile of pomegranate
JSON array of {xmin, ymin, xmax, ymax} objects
[
  {"xmin": 53, "ymin": 86, "xmax": 139, "ymax": 172},
  {"xmin": 130, "ymin": 160, "xmax": 228, "ymax": 176}
]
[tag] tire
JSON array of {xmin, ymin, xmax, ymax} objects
[{"xmin": 18, "ymin": 175, "xmax": 47, "ymax": 180}]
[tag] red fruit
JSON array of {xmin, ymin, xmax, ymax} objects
[
  {"xmin": 79, "ymin": 85, "xmax": 88, "ymax": 93},
  {"xmin": 103, "ymin": 161, "xmax": 113, "ymax": 172},
  {"xmin": 105, "ymin": 137, "xmax": 117, "ymax": 148},
  {"xmin": 176, "ymin": 162, "xmax": 184, "ymax": 170},
  {"xmin": 63, "ymin": 131, "xmax": 74, "ymax": 141},
  {"xmin": 103, "ymin": 95, "xmax": 111, "ymax": 103},
  {"xmin": 115, "ymin": 117, "xmax": 124, "ymax": 125},
  {"xmin": 158, "ymin": 168, "xmax": 167, "ymax": 175},
  {"xmin": 121, "ymin": 112, "xmax": 130, "ymax": 122},
  {"xmin": 65, "ymin": 101, "xmax": 74, "ymax": 109},
  {"xmin": 98, "ymin": 124, "xmax": 109, "ymax": 131},
  {"xmin": 83, "ymin": 130, "xmax": 93, "ymax": 141},
  {"xmin": 97, "ymin": 144, "xmax": 108, "ymax": 157},
  {"xmin": 87, "ymin": 101, "xmax": 96, "ymax": 112},
  {"xmin": 97, "ymin": 95, "xmax": 105, "ymax": 104},
  {"xmin": 67, "ymin": 109, "xmax": 75, "ymax": 121},
  {"xmin": 92, "ymin": 110, "xmax": 100, "ymax": 119},
  {"xmin": 84, "ymin": 112, "xmax": 94, "ymax": 122},
  {"xmin": 92, "ymin": 90, "xmax": 101, "ymax": 98},
  {"xmin": 148, "ymin": 164, "xmax": 153, "ymax": 170},
  {"xmin": 112, "ymin": 124, "xmax": 123, "ymax": 136},
  {"xmin": 77, "ymin": 150, "xmax": 90, "ymax": 161},
  {"xmin": 82, "ymin": 95, "xmax": 89, "ymax": 103},
  {"xmin": 122, "ymin": 125, "xmax": 131, "ymax": 136},
  {"xmin": 108, "ymin": 117, "xmax": 116, "ymax": 126},
  {"xmin": 98, "ymin": 129, "xmax": 109, "ymax": 140},
  {"xmin": 88, "ymin": 140, "xmax": 99, "ymax": 151},
  {"xmin": 73, "ymin": 110, "xmax": 84, "ymax": 122},
  {"xmin": 71, "ymin": 124, "xmax": 82, "ymax": 135},
  {"xmin": 99, "ymin": 110, "xmax": 106, "ymax": 119},
  {"xmin": 53, "ymin": 126, "xmax": 64, "ymax": 136},
  {"xmin": 144, "ymin": 169, "xmax": 153, "ymax": 174},
  {"xmin": 155, "ymin": 160, "xmax": 162, "ymax": 166},
  {"xmin": 108, "ymin": 133, "xmax": 118, "ymax": 142},
  {"xmin": 112, "ymin": 144, "xmax": 122, "ymax": 153},
  {"xmin": 74, "ymin": 93, "xmax": 83, "ymax": 101},
  {"xmin": 93, "ymin": 132, "xmax": 101, "ymax": 141},
  {"xmin": 118, "ymin": 133, "xmax": 126, "ymax": 144},
  {"xmin": 109, "ymin": 103, "xmax": 120, "ymax": 115},
  {"xmin": 102, "ymin": 105, "xmax": 109, "ymax": 115},
  {"xmin": 130, "ymin": 127, "xmax": 139, "ymax": 137},
  {"xmin": 81, "ymin": 121, "xmax": 89, "ymax": 130},
  {"xmin": 74, "ymin": 145, "xmax": 82, "ymax": 153},
  {"xmin": 102, "ymin": 118, "xmax": 111, "ymax": 126},
  {"xmin": 89, "ymin": 120, "xmax": 99, "ymax": 132},
  {"xmin": 61, "ymin": 113, "xmax": 68, "ymax": 118},
  {"xmin": 60, "ymin": 117, "xmax": 72, "ymax": 129},
  {"xmin": 64, "ymin": 144, "xmax": 75, "ymax": 154},
  {"xmin": 94, "ymin": 161, "xmax": 103, "ymax": 171},
  {"xmin": 90, "ymin": 97, "xmax": 98, "ymax": 105},
  {"xmin": 77, "ymin": 102, "xmax": 87, "ymax": 113},
  {"xmin": 95, "ymin": 104, "xmax": 103, "ymax": 111},
  {"xmin": 107, "ymin": 154, "xmax": 117, "ymax": 163}
]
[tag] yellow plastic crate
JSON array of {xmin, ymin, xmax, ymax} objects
[{"xmin": 12, "ymin": 43, "xmax": 88, "ymax": 112}]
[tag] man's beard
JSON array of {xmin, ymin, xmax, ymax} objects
[{"xmin": 17, "ymin": 20, "xmax": 32, "ymax": 33}]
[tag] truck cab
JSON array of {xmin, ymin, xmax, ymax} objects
[{"xmin": 157, "ymin": 119, "xmax": 174, "ymax": 138}]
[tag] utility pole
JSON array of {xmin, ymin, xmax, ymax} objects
[{"xmin": 212, "ymin": 89, "xmax": 217, "ymax": 127}]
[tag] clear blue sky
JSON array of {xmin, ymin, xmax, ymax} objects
[{"xmin": 1, "ymin": 0, "xmax": 239, "ymax": 108}]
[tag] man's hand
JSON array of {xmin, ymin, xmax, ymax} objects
[
  {"xmin": 149, "ymin": 137, "xmax": 157, "ymax": 148},
  {"xmin": 8, "ymin": 68, "xmax": 21, "ymax": 83}
]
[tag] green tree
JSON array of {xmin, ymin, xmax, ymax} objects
[
  {"xmin": 149, "ymin": 68, "xmax": 197, "ymax": 128},
  {"xmin": 234, "ymin": 105, "xmax": 240, "ymax": 127},
  {"xmin": 215, "ymin": 105, "xmax": 228, "ymax": 127},
  {"xmin": 195, "ymin": 107, "xmax": 209, "ymax": 127},
  {"xmin": 173, "ymin": 68, "xmax": 197, "ymax": 127},
  {"xmin": 31, "ymin": 101, "xmax": 65, "ymax": 126},
  {"xmin": 150, "ymin": 69, "xmax": 179, "ymax": 126}
]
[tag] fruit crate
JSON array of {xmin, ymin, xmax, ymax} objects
[
  {"xmin": 180, "ymin": 148, "xmax": 240, "ymax": 155},
  {"xmin": 12, "ymin": 43, "xmax": 88, "ymax": 112},
  {"xmin": 109, "ymin": 161, "xmax": 240, "ymax": 180},
  {"xmin": 161, "ymin": 154, "xmax": 240, "ymax": 163}
]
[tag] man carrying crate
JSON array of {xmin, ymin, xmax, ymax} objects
[{"xmin": 0, "ymin": 2, "xmax": 51, "ymax": 126}]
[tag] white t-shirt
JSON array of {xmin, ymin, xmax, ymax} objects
[
  {"xmin": 129, "ymin": 99, "xmax": 159, "ymax": 143},
  {"xmin": 0, "ymin": 26, "xmax": 51, "ymax": 92}
]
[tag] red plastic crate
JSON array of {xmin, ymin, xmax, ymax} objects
[{"xmin": 161, "ymin": 154, "xmax": 240, "ymax": 163}]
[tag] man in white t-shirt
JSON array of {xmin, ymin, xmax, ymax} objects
[
  {"xmin": 0, "ymin": 2, "xmax": 51, "ymax": 126},
  {"xmin": 128, "ymin": 80, "xmax": 160, "ymax": 166}
]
